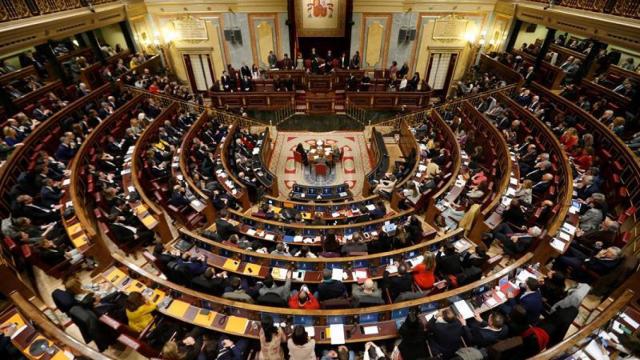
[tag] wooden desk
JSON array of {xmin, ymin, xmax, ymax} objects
[{"xmin": 99, "ymin": 251, "xmax": 532, "ymax": 344}]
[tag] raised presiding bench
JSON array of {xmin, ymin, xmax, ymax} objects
[{"xmin": 346, "ymin": 91, "xmax": 429, "ymax": 109}]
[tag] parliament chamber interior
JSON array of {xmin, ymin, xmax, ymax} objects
[{"xmin": 1, "ymin": 0, "xmax": 640, "ymax": 359}]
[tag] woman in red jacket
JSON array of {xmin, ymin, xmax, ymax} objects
[
  {"xmin": 288, "ymin": 288, "xmax": 320, "ymax": 309},
  {"xmin": 412, "ymin": 251, "xmax": 437, "ymax": 290},
  {"xmin": 572, "ymin": 147, "xmax": 594, "ymax": 170},
  {"xmin": 560, "ymin": 127, "xmax": 578, "ymax": 151}
]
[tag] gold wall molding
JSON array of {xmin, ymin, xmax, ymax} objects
[
  {"xmin": 248, "ymin": 13, "xmax": 280, "ymax": 68},
  {"xmin": 511, "ymin": 2, "xmax": 640, "ymax": 52},
  {"xmin": 144, "ymin": 0, "xmax": 288, "ymax": 14},
  {"xmin": 0, "ymin": 3, "xmax": 126, "ymax": 54},
  {"xmin": 413, "ymin": 12, "xmax": 486, "ymax": 93},
  {"xmin": 365, "ymin": 21, "xmax": 384, "ymax": 67},
  {"xmin": 359, "ymin": 13, "xmax": 392, "ymax": 69},
  {"xmin": 352, "ymin": 0, "xmax": 497, "ymax": 13}
]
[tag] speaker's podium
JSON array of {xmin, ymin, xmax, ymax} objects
[
  {"xmin": 308, "ymin": 74, "xmax": 333, "ymax": 92},
  {"xmin": 306, "ymin": 91, "xmax": 336, "ymax": 114}
]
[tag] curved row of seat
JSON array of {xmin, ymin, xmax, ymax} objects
[{"xmin": 1, "ymin": 51, "xmax": 635, "ymax": 358}]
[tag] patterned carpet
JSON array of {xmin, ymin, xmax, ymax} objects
[{"xmin": 270, "ymin": 131, "xmax": 372, "ymax": 198}]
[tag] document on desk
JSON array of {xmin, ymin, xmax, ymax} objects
[
  {"xmin": 453, "ymin": 300, "xmax": 474, "ymax": 319},
  {"xmin": 222, "ymin": 259, "xmax": 240, "ymax": 272},
  {"xmin": 242, "ymin": 263, "xmax": 261, "ymax": 275},
  {"xmin": 271, "ymin": 267, "xmax": 289, "ymax": 280},
  {"xmin": 363, "ymin": 326, "xmax": 379, "ymax": 335},
  {"xmin": 550, "ymin": 238, "xmax": 566, "ymax": 252},
  {"xmin": 354, "ymin": 270, "xmax": 368, "ymax": 281},
  {"xmin": 329, "ymin": 324, "xmax": 346, "ymax": 345},
  {"xmin": 584, "ymin": 339, "xmax": 609, "ymax": 360},
  {"xmin": 225, "ymin": 316, "xmax": 249, "ymax": 334},
  {"xmin": 621, "ymin": 313, "xmax": 639, "ymax": 329},
  {"xmin": 331, "ymin": 268, "xmax": 344, "ymax": 281},
  {"xmin": 304, "ymin": 326, "xmax": 315, "ymax": 337}
]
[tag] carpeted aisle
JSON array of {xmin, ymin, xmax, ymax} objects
[{"xmin": 270, "ymin": 131, "xmax": 372, "ymax": 198}]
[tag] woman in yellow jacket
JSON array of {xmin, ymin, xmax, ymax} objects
[{"xmin": 125, "ymin": 292, "xmax": 157, "ymax": 332}]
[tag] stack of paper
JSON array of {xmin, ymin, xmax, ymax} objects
[
  {"xmin": 550, "ymin": 238, "xmax": 566, "ymax": 252},
  {"xmin": 271, "ymin": 267, "xmax": 289, "ymax": 280},
  {"xmin": 331, "ymin": 268, "xmax": 344, "ymax": 281},
  {"xmin": 329, "ymin": 324, "xmax": 345, "ymax": 345},
  {"xmin": 453, "ymin": 300, "xmax": 475, "ymax": 319}
]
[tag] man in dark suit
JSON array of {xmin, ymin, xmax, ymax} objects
[
  {"xmin": 40, "ymin": 178, "xmax": 63, "ymax": 208},
  {"xmin": 240, "ymin": 63, "xmax": 251, "ymax": 78},
  {"xmin": 532, "ymin": 173, "xmax": 553, "ymax": 195},
  {"xmin": 576, "ymin": 216, "xmax": 619, "ymax": 248},
  {"xmin": 381, "ymin": 264, "xmax": 413, "ymax": 301},
  {"xmin": 12, "ymin": 194, "xmax": 58, "ymax": 223},
  {"xmin": 493, "ymin": 225, "xmax": 542, "ymax": 256},
  {"xmin": 525, "ymin": 158, "xmax": 551, "ymax": 183},
  {"xmin": 317, "ymin": 268, "xmax": 347, "ymax": 301},
  {"xmin": 192, "ymin": 267, "xmax": 226, "ymax": 296},
  {"xmin": 460, "ymin": 311, "xmax": 509, "ymax": 347},
  {"xmin": 169, "ymin": 185, "xmax": 191, "ymax": 207},
  {"xmin": 282, "ymin": 54, "xmax": 293, "ymax": 69},
  {"xmin": 553, "ymin": 245, "xmax": 622, "ymax": 282},
  {"xmin": 504, "ymin": 277, "xmax": 544, "ymax": 324},
  {"xmin": 214, "ymin": 209, "xmax": 237, "ymax": 240},
  {"xmin": 436, "ymin": 242, "xmax": 463, "ymax": 277},
  {"xmin": 516, "ymin": 89, "xmax": 532, "ymax": 106},
  {"xmin": 339, "ymin": 52, "xmax": 349, "ymax": 68},
  {"xmin": 427, "ymin": 308, "xmax": 464, "ymax": 358},
  {"xmin": 220, "ymin": 72, "xmax": 232, "ymax": 91},
  {"xmin": 108, "ymin": 215, "xmax": 154, "ymax": 245}
]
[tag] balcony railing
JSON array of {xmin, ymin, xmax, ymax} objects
[
  {"xmin": 523, "ymin": 0, "xmax": 640, "ymax": 19},
  {"xmin": 0, "ymin": 0, "xmax": 118, "ymax": 23}
]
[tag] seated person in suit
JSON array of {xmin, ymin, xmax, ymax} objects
[
  {"xmin": 369, "ymin": 201, "xmax": 387, "ymax": 220},
  {"xmin": 169, "ymin": 185, "xmax": 191, "ymax": 207},
  {"xmin": 222, "ymin": 277, "xmax": 254, "ymax": 303},
  {"xmin": 108, "ymin": 204, "xmax": 155, "ymax": 246},
  {"xmin": 540, "ymin": 271, "xmax": 567, "ymax": 308},
  {"xmin": 191, "ymin": 267, "xmax": 227, "ymax": 296},
  {"xmin": 575, "ymin": 175, "xmax": 600, "ymax": 200},
  {"xmin": 212, "ymin": 336, "xmax": 249, "ymax": 360},
  {"xmin": 459, "ymin": 310, "xmax": 509, "ymax": 347},
  {"xmin": 351, "ymin": 278, "xmax": 384, "ymax": 305},
  {"xmin": 340, "ymin": 232, "xmax": 368, "ymax": 256},
  {"xmin": 553, "ymin": 245, "xmax": 622, "ymax": 282},
  {"xmin": 575, "ymin": 216, "xmax": 619, "ymax": 249},
  {"xmin": 503, "ymin": 277, "xmax": 544, "ymax": 324},
  {"xmin": 491, "ymin": 224, "xmax": 542, "ymax": 256},
  {"xmin": 39, "ymin": 178, "xmax": 63, "ymax": 208},
  {"xmin": 578, "ymin": 199, "xmax": 604, "ymax": 232},
  {"xmin": 436, "ymin": 241, "xmax": 463, "ymax": 277},
  {"xmin": 427, "ymin": 308, "xmax": 464, "ymax": 359},
  {"xmin": 11, "ymin": 194, "xmax": 59, "ymax": 223},
  {"xmin": 214, "ymin": 209, "xmax": 237, "ymax": 240},
  {"xmin": 258, "ymin": 272, "xmax": 292, "ymax": 305},
  {"xmin": 317, "ymin": 268, "xmax": 347, "ymax": 301},
  {"xmin": 532, "ymin": 173, "xmax": 554, "ymax": 195},
  {"xmin": 161, "ymin": 327, "xmax": 217, "ymax": 360},
  {"xmin": 381, "ymin": 263, "xmax": 413, "ymax": 301}
]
